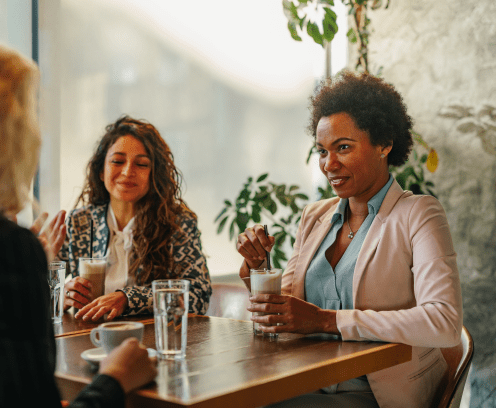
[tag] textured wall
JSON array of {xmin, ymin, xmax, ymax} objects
[{"xmin": 362, "ymin": 0, "xmax": 496, "ymax": 406}]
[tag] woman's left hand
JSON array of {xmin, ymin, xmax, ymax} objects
[
  {"xmin": 248, "ymin": 294, "xmax": 338, "ymax": 335},
  {"xmin": 74, "ymin": 291, "xmax": 129, "ymax": 322}
]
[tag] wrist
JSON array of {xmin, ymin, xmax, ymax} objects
[{"xmin": 319, "ymin": 309, "xmax": 339, "ymax": 334}]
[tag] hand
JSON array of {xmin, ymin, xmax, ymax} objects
[
  {"xmin": 99, "ymin": 338, "xmax": 157, "ymax": 394},
  {"xmin": 75, "ymin": 291, "xmax": 129, "ymax": 321},
  {"xmin": 30, "ymin": 210, "xmax": 67, "ymax": 263},
  {"xmin": 64, "ymin": 276, "xmax": 93, "ymax": 310},
  {"xmin": 237, "ymin": 224, "xmax": 275, "ymax": 276},
  {"xmin": 248, "ymin": 294, "xmax": 338, "ymax": 335}
]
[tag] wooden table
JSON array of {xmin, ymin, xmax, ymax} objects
[
  {"xmin": 53, "ymin": 309, "xmax": 154, "ymax": 338},
  {"xmin": 55, "ymin": 315, "xmax": 412, "ymax": 408}
]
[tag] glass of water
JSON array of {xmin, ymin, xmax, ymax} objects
[
  {"xmin": 48, "ymin": 261, "xmax": 66, "ymax": 324},
  {"xmin": 152, "ymin": 279, "xmax": 190, "ymax": 360}
]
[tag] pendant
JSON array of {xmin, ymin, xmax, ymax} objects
[{"xmin": 348, "ymin": 231, "xmax": 354, "ymax": 239}]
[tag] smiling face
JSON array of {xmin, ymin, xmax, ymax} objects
[
  {"xmin": 316, "ymin": 112, "xmax": 392, "ymax": 204},
  {"xmin": 100, "ymin": 135, "xmax": 151, "ymax": 209}
]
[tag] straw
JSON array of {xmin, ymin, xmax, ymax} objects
[
  {"xmin": 89, "ymin": 218, "xmax": 94, "ymax": 259},
  {"xmin": 263, "ymin": 224, "xmax": 271, "ymax": 271}
]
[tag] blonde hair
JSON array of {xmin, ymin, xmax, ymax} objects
[{"xmin": 0, "ymin": 44, "xmax": 41, "ymax": 215}]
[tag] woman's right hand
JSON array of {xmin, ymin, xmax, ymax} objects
[
  {"xmin": 64, "ymin": 276, "xmax": 93, "ymax": 310},
  {"xmin": 236, "ymin": 224, "xmax": 275, "ymax": 278},
  {"xmin": 99, "ymin": 338, "xmax": 157, "ymax": 394}
]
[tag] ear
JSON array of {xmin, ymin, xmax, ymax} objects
[{"xmin": 381, "ymin": 144, "xmax": 393, "ymax": 158}]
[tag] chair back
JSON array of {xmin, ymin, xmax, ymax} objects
[
  {"xmin": 435, "ymin": 326, "xmax": 474, "ymax": 408},
  {"xmin": 206, "ymin": 283, "xmax": 251, "ymax": 320}
]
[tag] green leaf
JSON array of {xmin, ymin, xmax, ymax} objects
[
  {"xmin": 347, "ymin": 28, "xmax": 357, "ymax": 44},
  {"xmin": 289, "ymin": 185, "xmax": 299, "ymax": 192},
  {"xmin": 251, "ymin": 204, "xmax": 262, "ymax": 223},
  {"xmin": 320, "ymin": 0, "xmax": 335, "ymax": 5},
  {"xmin": 307, "ymin": 21, "xmax": 324, "ymax": 46},
  {"xmin": 224, "ymin": 199, "xmax": 232, "ymax": 206},
  {"xmin": 322, "ymin": 7, "xmax": 338, "ymax": 42},
  {"xmin": 256, "ymin": 173, "xmax": 269, "ymax": 183},
  {"xmin": 217, "ymin": 216, "xmax": 229, "ymax": 234},
  {"xmin": 229, "ymin": 220, "xmax": 236, "ymax": 241},
  {"xmin": 420, "ymin": 154, "xmax": 428, "ymax": 164},
  {"xmin": 263, "ymin": 197, "xmax": 277, "ymax": 215},
  {"xmin": 294, "ymin": 193, "xmax": 309, "ymax": 200},
  {"xmin": 214, "ymin": 207, "xmax": 228, "ymax": 222},
  {"xmin": 235, "ymin": 212, "xmax": 250, "ymax": 233}
]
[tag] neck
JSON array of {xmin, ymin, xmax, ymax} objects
[
  {"xmin": 110, "ymin": 200, "xmax": 135, "ymax": 231},
  {"xmin": 348, "ymin": 171, "xmax": 390, "ymax": 217}
]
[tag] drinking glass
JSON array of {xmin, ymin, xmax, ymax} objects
[
  {"xmin": 48, "ymin": 261, "xmax": 66, "ymax": 324},
  {"xmin": 152, "ymin": 279, "xmax": 190, "ymax": 360},
  {"xmin": 250, "ymin": 268, "xmax": 282, "ymax": 337},
  {"xmin": 79, "ymin": 257, "xmax": 106, "ymax": 299}
]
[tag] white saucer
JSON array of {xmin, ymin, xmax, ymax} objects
[{"xmin": 81, "ymin": 347, "xmax": 157, "ymax": 366}]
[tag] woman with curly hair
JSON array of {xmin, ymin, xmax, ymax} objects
[
  {"xmin": 237, "ymin": 71, "xmax": 462, "ymax": 407},
  {"xmin": 58, "ymin": 116, "xmax": 211, "ymax": 321}
]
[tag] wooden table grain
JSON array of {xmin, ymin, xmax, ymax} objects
[{"xmin": 55, "ymin": 315, "xmax": 412, "ymax": 408}]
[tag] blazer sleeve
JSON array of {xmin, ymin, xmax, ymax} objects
[
  {"xmin": 121, "ymin": 215, "xmax": 212, "ymax": 316},
  {"xmin": 337, "ymin": 195, "xmax": 463, "ymax": 348}
]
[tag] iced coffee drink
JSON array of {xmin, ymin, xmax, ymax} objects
[
  {"xmin": 250, "ymin": 268, "xmax": 282, "ymax": 336},
  {"xmin": 79, "ymin": 257, "xmax": 106, "ymax": 299}
]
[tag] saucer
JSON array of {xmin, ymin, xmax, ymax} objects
[{"xmin": 81, "ymin": 347, "xmax": 157, "ymax": 366}]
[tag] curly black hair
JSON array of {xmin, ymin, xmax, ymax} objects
[{"xmin": 308, "ymin": 70, "xmax": 413, "ymax": 167}]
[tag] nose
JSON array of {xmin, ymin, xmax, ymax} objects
[
  {"xmin": 323, "ymin": 152, "xmax": 341, "ymax": 172},
  {"xmin": 121, "ymin": 161, "xmax": 135, "ymax": 176}
]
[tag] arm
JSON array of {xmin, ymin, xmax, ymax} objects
[
  {"xmin": 122, "ymin": 214, "xmax": 212, "ymax": 316},
  {"xmin": 337, "ymin": 196, "xmax": 463, "ymax": 347}
]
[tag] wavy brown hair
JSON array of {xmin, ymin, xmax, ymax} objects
[{"xmin": 76, "ymin": 115, "xmax": 194, "ymax": 284}]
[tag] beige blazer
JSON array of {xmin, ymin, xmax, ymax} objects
[{"xmin": 241, "ymin": 180, "xmax": 463, "ymax": 408}]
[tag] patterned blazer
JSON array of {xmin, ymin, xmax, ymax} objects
[{"xmin": 57, "ymin": 203, "xmax": 212, "ymax": 315}]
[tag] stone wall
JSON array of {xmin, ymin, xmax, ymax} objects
[{"xmin": 361, "ymin": 0, "xmax": 496, "ymax": 406}]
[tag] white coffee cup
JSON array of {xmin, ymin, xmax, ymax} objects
[{"xmin": 90, "ymin": 321, "xmax": 144, "ymax": 354}]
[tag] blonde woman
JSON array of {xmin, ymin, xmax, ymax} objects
[{"xmin": 0, "ymin": 44, "xmax": 156, "ymax": 408}]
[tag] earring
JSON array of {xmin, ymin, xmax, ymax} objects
[{"xmin": 380, "ymin": 154, "xmax": 385, "ymax": 158}]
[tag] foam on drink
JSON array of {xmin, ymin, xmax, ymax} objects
[{"xmin": 79, "ymin": 258, "xmax": 106, "ymax": 299}]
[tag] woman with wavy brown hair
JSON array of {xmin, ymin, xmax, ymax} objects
[{"xmin": 57, "ymin": 115, "xmax": 211, "ymax": 320}]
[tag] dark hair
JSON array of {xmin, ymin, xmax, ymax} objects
[
  {"xmin": 308, "ymin": 71, "xmax": 413, "ymax": 167},
  {"xmin": 76, "ymin": 115, "xmax": 194, "ymax": 284}
]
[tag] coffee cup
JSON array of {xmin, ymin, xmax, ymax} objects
[{"xmin": 90, "ymin": 321, "xmax": 144, "ymax": 354}]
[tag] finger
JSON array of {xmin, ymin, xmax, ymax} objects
[
  {"xmin": 90, "ymin": 306, "xmax": 109, "ymax": 321},
  {"xmin": 241, "ymin": 229, "xmax": 267, "ymax": 260},
  {"xmin": 250, "ymin": 294, "xmax": 287, "ymax": 304},
  {"xmin": 30, "ymin": 212, "xmax": 48, "ymax": 236},
  {"xmin": 68, "ymin": 290, "xmax": 92, "ymax": 306},
  {"xmin": 65, "ymin": 298, "xmax": 87, "ymax": 310},
  {"xmin": 74, "ymin": 300, "xmax": 97, "ymax": 319},
  {"xmin": 253, "ymin": 224, "xmax": 273, "ymax": 250}
]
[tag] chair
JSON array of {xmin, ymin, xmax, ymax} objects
[
  {"xmin": 435, "ymin": 326, "xmax": 474, "ymax": 408},
  {"xmin": 205, "ymin": 283, "xmax": 251, "ymax": 320}
]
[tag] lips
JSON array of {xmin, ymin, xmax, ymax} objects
[
  {"xmin": 118, "ymin": 182, "xmax": 137, "ymax": 188},
  {"xmin": 328, "ymin": 176, "xmax": 349, "ymax": 188}
]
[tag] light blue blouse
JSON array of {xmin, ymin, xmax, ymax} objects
[{"xmin": 304, "ymin": 174, "xmax": 394, "ymax": 393}]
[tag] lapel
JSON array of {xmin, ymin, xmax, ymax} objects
[
  {"xmin": 352, "ymin": 180, "xmax": 412, "ymax": 303},
  {"xmin": 292, "ymin": 200, "xmax": 338, "ymax": 300}
]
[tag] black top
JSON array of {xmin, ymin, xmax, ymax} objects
[{"xmin": 0, "ymin": 216, "xmax": 125, "ymax": 407}]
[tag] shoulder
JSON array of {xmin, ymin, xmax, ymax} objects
[
  {"xmin": 393, "ymin": 193, "xmax": 446, "ymax": 219},
  {"xmin": 0, "ymin": 216, "xmax": 47, "ymax": 265},
  {"xmin": 176, "ymin": 209, "xmax": 198, "ymax": 231},
  {"xmin": 68, "ymin": 204, "xmax": 107, "ymax": 227}
]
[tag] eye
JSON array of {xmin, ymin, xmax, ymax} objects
[
  {"xmin": 338, "ymin": 144, "xmax": 350, "ymax": 151},
  {"xmin": 316, "ymin": 148, "xmax": 327, "ymax": 156},
  {"xmin": 111, "ymin": 160, "xmax": 124, "ymax": 164},
  {"xmin": 136, "ymin": 163, "xmax": 150, "ymax": 168}
]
